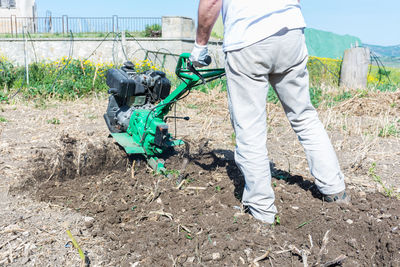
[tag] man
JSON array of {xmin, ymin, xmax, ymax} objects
[{"xmin": 190, "ymin": 0, "xmax": 349, "ymax": 224}]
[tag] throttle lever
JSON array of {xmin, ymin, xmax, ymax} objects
[{"xmin": 188, "ymin": 63, "xmax": 206, "ymax": 85}]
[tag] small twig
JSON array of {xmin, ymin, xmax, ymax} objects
[
  {"xmin": 0, "ymin": 236, "xmax": 18, "ymax": 250},
  {"xmin": 186, "ymin": 186, "xmax": 207, "ymax": 190},
  {"xmin": 179, "ymin": 224, "xmax": 191, "ymax": 234},
  {"xmin": 269, "ymin": 257, "xmax": 274, "ymax": 267},
  {"xmin": 92, "ymin": 64, "xmax": 99, "ymax": 88},
  {"xmin": 176, "ymin": 179, "xmax": 186, "ymax": 190},
  {"xmin": 195, "ymin": 228, "xmax": 203, "ymax": 235},
  {"xmin": 131, "ymin": 160, "xmax": 135, "ymax": 179},
  {"xmin": 80, "ymin": 60, "xmax": 86, "ymax": 76},
  {"xmin": 0, "ymin": 228, "xmax": 25, "ymax": 235},
  {"xmin": 288, "ymin": 245, "xmax": 310, "ymax": 267},
  {"xmin": 148, "ymin": 179, "xmax": 161, "ymax": 203},
  {"xmin": 46, "ymin": 156, "xmax": 60, "ymax": 182},
  {"xmin": 168, "ymin": 254, "xmax": 177, "ymax": 267},
  {"xmin": 253, "ymin": 250, "xmax": 271, "ymax": 264},
  {"xmin": 275, "ymin": 249, "xmax": 292, "ymax": 255},
  {"xmin": 321, "ymin": 255, "xmax": 347, "ymax": 267},
  {"xmin": 149, "ymin": 210, "xmax": 173, "ymax": 220},
  {"xmin": 316, "ymin": 230, "xmax": 331, "ymax": 266}
]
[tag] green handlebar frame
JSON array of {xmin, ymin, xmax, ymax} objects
[{"xmin": 155, "ymin": 53, "xmax": 225, "ymax": 118}]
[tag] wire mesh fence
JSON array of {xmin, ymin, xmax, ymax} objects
[{"xmin": 0, "ymin": 16, "xmax": 161, "ymax": 36}]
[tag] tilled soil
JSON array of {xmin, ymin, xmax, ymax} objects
[
  {"xmin": 15, "ymin": 135, "xmax": 400, "ymax": 267},
  {"xmin": 1, "ymin": 90, "xmax": 400, "ymax": 266}
]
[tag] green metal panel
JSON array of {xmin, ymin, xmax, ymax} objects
[{"xmin": 111, "ymin": 133, "xmax": 145, "ymax": 154}]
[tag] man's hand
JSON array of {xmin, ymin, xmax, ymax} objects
[
  {"xmin": 190, "ymin": 42, "xmax": 210, "ymax": 67},
  {"xmin": 191, "ymin": 0, "xmax": 222, "ymax": 67}
]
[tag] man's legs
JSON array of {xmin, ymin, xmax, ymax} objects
[
  {"xmin": 225, "ymin": 41, "xmax": 277, "ymax": 224},
  {"xmin": 269, "ymin": 29, "xmax": 346, "ymax": 195}
]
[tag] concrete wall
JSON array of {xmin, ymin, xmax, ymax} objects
[
  {"xmin": 162, "ymin": 16, "xmax": 194, "ymax": 39},
  {"xmin": 0, "ymin": 0, "xmax": 35, "ymax": 17},
  {"xmin": 0, "ymin": 37, "xmax": 225, "ymax": 71}
]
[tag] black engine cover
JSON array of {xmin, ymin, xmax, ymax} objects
[{"xmin": 106, "ymin": 69, "xmax": 146, "ymax": 106}]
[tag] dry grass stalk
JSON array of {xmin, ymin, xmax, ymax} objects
[
  {"xmin": 131, "ymin": 160, "xmax": 135, "ymax": 179},
  {"xmin": 321, "ymin": 254, "xmax": 347, "ymax": 267},
  {"xmin": 0, "ymin": 228, "xmax": 24, "ymax": 235},
  {"xmin": 0, "ymin": 236, "xmax": 18, "ymax": 250},
  {"xmin": 315, "ymin": 229, "xmax": 331, "ymax": 266},
  {"xmin": 92, "ymin": 64, "xmax": 99, "ymax": 88},
  {"xmin": 176, "ymin": 179, "xmax": 186, "ymax": 190},
  {"xmin": 185, "ymin": 186, "xmax": 207, "ymax": 191},
  {"xmin": 288, "ymin": 245, "xmax": 310, "ymax": 267},
  {"xmin": 168, "ymin": 254, "xmax": 178, "ymax": 267},
  {"xmin": 252, "ymin": 249, "xmax": 271, "ymax": 265},
  {"xmin": 178, "ymin": 224, "xmax": 191, "ymax": 234},
  {"xmin": 148, "ymin": 210, "xmax": 173, "ymax": 220}
]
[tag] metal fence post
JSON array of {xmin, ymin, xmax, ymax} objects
[
  {"xmin": 14, "ymin": 15, "xmax": 17, "ymax": 36},
  {"xmin": 62, "ymin": 15, "xmax": 67, "ymax": 35},
  {"xmin": 113, "ymin": 15, "xmax": 118, "ymax": 33},
  {"xmin": 10, "ymin": 15, "xmax": 13, "ymax": 37},
  {"xmin": 23, "ymin": 26, "xmax": 29, "ymax": 85}
]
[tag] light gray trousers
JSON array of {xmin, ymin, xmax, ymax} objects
[{"xmin": 225, "ymin": 29, "xmax": 346, "ymax": 223}]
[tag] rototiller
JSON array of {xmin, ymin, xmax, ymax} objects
[{"xmin": 104, "ymin": 53, "xmax": 225, "ymax": 174}]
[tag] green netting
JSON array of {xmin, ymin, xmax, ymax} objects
[
  {"xmin": 211, "ymin": 19, "xmax": 362, "ymax": 60},
  {"xmin": 304, "ymin": 28, "xmax": 361, "ymax": 59}
]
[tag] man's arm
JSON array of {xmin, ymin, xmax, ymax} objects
[{"xmin": 196, "ymin": 0, "xmax": 222, "ymax": 45}]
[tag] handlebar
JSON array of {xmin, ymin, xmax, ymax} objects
[
  {"xmin": 175, "ymin": 53, "xmax": 225, "ymax": 84},
  {"xmin": 155, "ymin": 53, "xmax": 225, "ymax": 118}
]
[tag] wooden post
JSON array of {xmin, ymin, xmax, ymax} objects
[{"xmin": 339, "ymin": 47, "xmax": 370, "ymax": 89}]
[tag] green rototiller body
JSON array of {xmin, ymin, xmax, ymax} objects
[{"xmin": 104, "ymin": 53, "xmax": 225, "ymax": 174}]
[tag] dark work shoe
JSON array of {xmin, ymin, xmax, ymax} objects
[{"xmin": 323, "ymin": 190, "xmax": 350, "ymax": 204}]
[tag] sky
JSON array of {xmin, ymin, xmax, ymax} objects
[{"xmin": 36, "ymin": 0, "xmax": 400, "ymax": 46}]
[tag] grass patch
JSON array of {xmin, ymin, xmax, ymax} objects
[
  {"xmin": 369, "ymin": 163, "xmax": 400, "ymax": 199},
  {"xmin": 0, "ymin": 57, "xmax": 163, "ymax": 100},
  {"xmin": 47, "ymin": 118, "xmax": 60, "ymax": 125},
  {"xmin": 378, "ymin": 123, "xmax": 399, "ymax": 137},
  {"xmin": 0, "ymin": 116, "xmax": 7, "ymax": 122},
  {"xmin": 0, "ymin": 55, "xmax": 398, "ymax": 104}
]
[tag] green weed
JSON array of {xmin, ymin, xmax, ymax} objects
[
  {"xmin": 0, "ymin": 116, "xmax": 7, "ymax": 122},
  {"xmin": 368, "ymin": 162, "xmax": 399, "ymax": 199},
  {"xmin": 275, "ymin": 215, "xmax": 281, "ymax": 225},
  {"xmin": 85, "ymin": 113, "xmax": 98, "ymax": 120},
  {"xmin": 231, "ymin": 132, "xmax": 236, "ymax": 146},
  {"xmin": 356, "ymin": 89, "xmax": 369, "ymax": 98},
  {"xmin": 47, "ymin": 118, "xmax": 60, "ymax": 125},
  {"xmin": 378, "ymin": 123, "xmax": 399, "ymax": 137},
  {"xmin": 267, "ymin": 87, "xmax": 279, "ymax": 104},
  {"xmin": 297, "ymin": 219, "xmax": 312, "ymax": 229},
  {"xmin": 186, "ymin": 104, "xmax": 198, "ymax": 109},
  {"xmin": 164, "ymin": 169, "xmax": 180, "ymax": 178},
  {"xmin": 309, "ymin": 87, "xmax": 323, "ymax": 107}
]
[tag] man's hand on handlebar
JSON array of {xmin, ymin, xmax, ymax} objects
[{"xmin": 190, "ymin": 42, "xmax": 211, "ymax": 68}]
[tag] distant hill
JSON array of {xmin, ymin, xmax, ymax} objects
[
  {"xmin": 363, "ymin": 44, "xmax": 400, "ymax": 68},
  {"xmin": 364, "ymin": 44, "xmax": 400, "ymax": 58}
]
